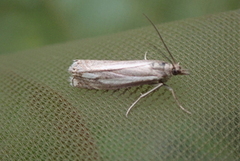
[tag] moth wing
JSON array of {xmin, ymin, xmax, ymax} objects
[
  {"xmin": 69, "ymin": 60, "xmax": 161, "ymax": 73},
  {"xmin": 70, "ymin": 60, "xmax": 168, "ymax": 89},
  {"xmin": 72, "ymin": 72, "xmax": 160, "ymax": 89}
]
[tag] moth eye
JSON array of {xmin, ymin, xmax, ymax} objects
[{"xmin": 172, "ymin": 69, "xmax": 179, "ymax": 75}]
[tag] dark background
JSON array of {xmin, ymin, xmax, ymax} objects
[{"xmin": 0, "ymin": 0, "xmax": 239, "ymax": 54}]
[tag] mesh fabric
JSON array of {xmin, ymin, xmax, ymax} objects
[{"xmin": 1, "ymin": 10, "xmax": 239, "ymax": 160}]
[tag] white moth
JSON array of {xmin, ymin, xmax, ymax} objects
[{"xmin": 68, "ymin": 14, "xmax": 191, "ymax": 117}]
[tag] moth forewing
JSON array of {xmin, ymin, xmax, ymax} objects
[
  {"xmin": 69, "ymin": 60, "xmax": 172, "ymax": 89},
  {"xmin": 68, "ymin": 14, "xmax": 191, "ymax": 116}
]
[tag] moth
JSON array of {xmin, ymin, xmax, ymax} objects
[{"xmin": 68, "ymin": 14, "xmax": 191, "ymax": 116}]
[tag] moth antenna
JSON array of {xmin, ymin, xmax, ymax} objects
[
  {"xmin": 143, "ymin": 13, "xmax": 176, "ymax": 65},
  {"xmin": 146, "ymin": 42, "xmax": 172, "ymax": 63},
  {"xmin": 151, "ymin": 43, "xmax": 173, "ymax": 64}
]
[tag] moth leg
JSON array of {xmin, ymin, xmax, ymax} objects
[
  {"xmin": 144, "ymin": 51, "xmax": 148, "ymax": 60},
  {"xmin": 126, "ymin": 83, "xmax": 164, "ymax": 117},
  {"xmin": 70, "ymin": 76, "xmax": 75, "ymax": 86},
  {"xmin": 164, "ymin": 84, "xmax": 191, "ymax": 114}
]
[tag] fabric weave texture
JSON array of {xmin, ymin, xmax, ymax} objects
[{"xmin": 1, "ymin": 10, "xmax": 239, "ymax": 160}]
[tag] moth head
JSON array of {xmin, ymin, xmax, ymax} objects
[{"xmin": 172, "ymin": 62, "xmax": 189, "ymax": 75}]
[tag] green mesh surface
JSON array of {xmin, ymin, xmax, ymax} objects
[{"xmin": 1, "ymin": 10, "xmax": 239, "ymax": 160}]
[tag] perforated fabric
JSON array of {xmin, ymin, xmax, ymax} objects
[{"xmin": 1, "ymin": 10, "xmax": 239, "ymax": 160}]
